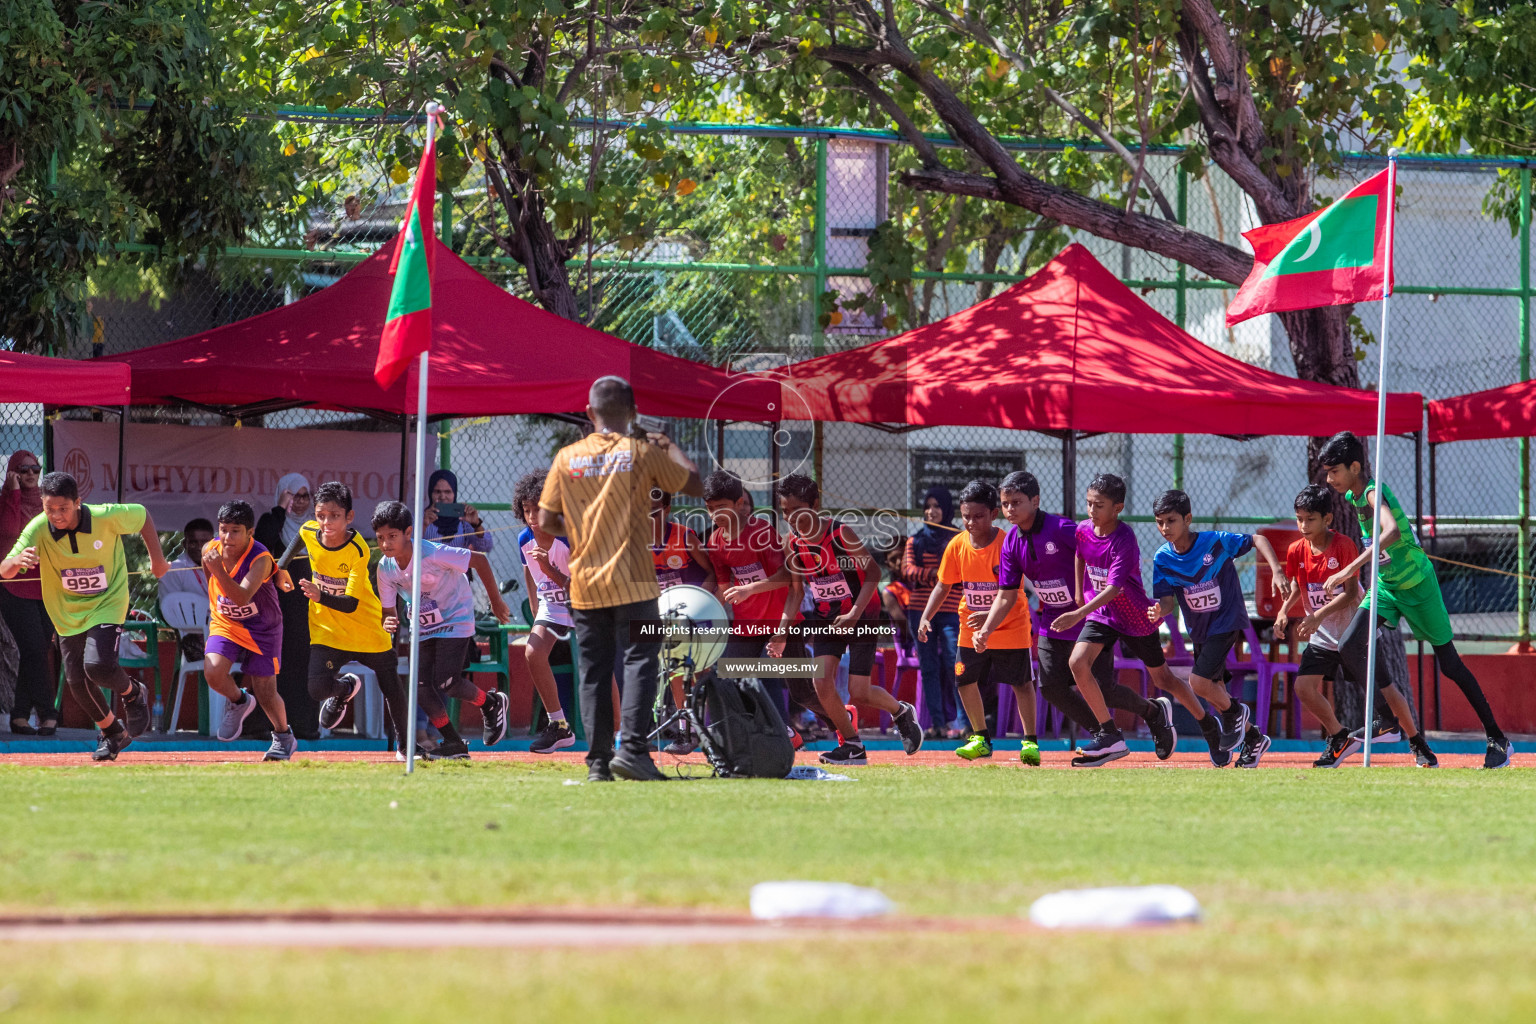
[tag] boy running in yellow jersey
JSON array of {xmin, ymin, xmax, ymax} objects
[{"xmin": 278, "ymin": 480, "xmax": 408, "ymax": 750}]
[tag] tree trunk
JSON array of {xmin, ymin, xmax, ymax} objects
[{"xmin": 487, "ymin": 158, "xmax": 583, "ymax": 322}]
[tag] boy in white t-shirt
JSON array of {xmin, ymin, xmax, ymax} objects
[
  {"xmin": 516, "ymin": 472, "xmax": 577, "ymax": 754},
  {"xmin": 373, "ymin": 501, "xmax": 512, "ymax": 760}
]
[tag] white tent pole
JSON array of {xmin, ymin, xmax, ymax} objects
[{"xmin": 1363, "ymin": 150, "xmax": 1399, "ymax": 768}]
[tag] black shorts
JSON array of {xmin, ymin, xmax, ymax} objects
[
  {"xmin": 1077, "ymin": 621, "xmax": 1166, "ymax": 669},
  {"xmin": 1298, "ymin": 643, "xmax": 1343, "ymax": 680},
  {"xmin": 957, "ymin": 646, "xmax": 1032, "ymax": 688},
  {"xmin": 811, "ymin": 636, "xmax": 875, "ymax": 676},
  {"xmin": 1191, "ymin": 631, "xmax": 1237, "ymax": 682},
  {"xmin": 1036, "ymin": 635, "xmax": 1114, "ymax": 691}
]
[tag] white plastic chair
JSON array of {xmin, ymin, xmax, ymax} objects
[{"xmin": 161, "ymin": 592, "xmax": 237, "ymax": 734}]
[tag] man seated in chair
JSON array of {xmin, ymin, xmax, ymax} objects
[{"xmin": 159, "ymin": 517, "xmax": 214, "ymax": 665}]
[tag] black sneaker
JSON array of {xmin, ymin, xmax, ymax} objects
[
  {"xmin": 1411, "ymin": 734, "xmax": 1439, "ymax": 768},
  {"xmin": 1147, "ymin": 696, "xmax": 1177, "ymax": 760},
  {"xmin": 819, "ymin": 742, "xmax": 868, "ymax": 766},
  {"xmin": 1071, "ymin": 726, "xmax": 1128, "ymax": 768},
  {"xmin": 587, "ymin": 763, "xmax": 614, "ymax": 782},
  {"xmin": 1314, "ymin": 729, "xmax": 1351, "ymax": 768},
  {"xmin": 92, "ymin": 729, "xmax": 131, "ymax": 762},
  {"xmin": 426, "ymin": 737, "xmax": 470, "ymax": 760},
  {"xmin": 1236, "ymin": 731, "xmax": 1271, "ymax": 769},
  {"xmin": 1206, "ymin": 734, "xmax": 1233, "ymax": 768},
  {"xmin": 530, "ymin": 720, "xmax": 576, "ymax": 754},
  {"xmin": 317, "ymin": 673, "xmax": 363, "ymax": 731},
  {"xmin": 611, "ymin": 752, "xmax": 668, "ymax": 781},
  {"xmin": 894, "ymin": 701, "xmax": 923, "ymax": 755},
  {"xmin": 1483, "ymin": 735, "xmax": 1511, "ymax": 770},
  {"xmin": 117, "ymin": 681, "xmax": 151, "ymax": 738},
  {"xmin": 1219, "ymin": 702, "xmax": 1251, "ymax": 753},
  {"xmin": 480, "ymin": 690, "xmax": 509, "ymax": 747}
]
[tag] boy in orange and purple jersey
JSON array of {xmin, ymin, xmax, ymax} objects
[{"xmin": 202, "ymin": 499, "xmax": 295, "ymax": 761}]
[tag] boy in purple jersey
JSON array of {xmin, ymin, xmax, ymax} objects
[
  {"xmin": 1051, "ymin": 473, "xmax": 1218, "ymax": 766},
  {"xmin": 973, "ymin": 472, "xmax": 1176, "ymax": 761},
  {"xmin": 202, "ymin": 500, "xmax": 295, "ymax": 761}
]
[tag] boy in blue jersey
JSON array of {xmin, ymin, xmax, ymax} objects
[
  {"xmin": 372, "ymin": 501, "xmax": 512, "ymax": 760},
  {"xmin": 1148, "ymin": 489, "xmax": 1286, "ymax": 768}
]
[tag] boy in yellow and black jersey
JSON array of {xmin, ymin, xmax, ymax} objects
[{"xmin": 278, "ymin": 480, "xmax": 407, "ymax": 749}]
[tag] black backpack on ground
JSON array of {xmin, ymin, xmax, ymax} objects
[{"xmin": 697, "ymin": 675, "xmax": 795, "ymax": 779}]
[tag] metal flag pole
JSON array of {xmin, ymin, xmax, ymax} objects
[
  {"xmin": 404, "ymin": 100, "xmax": 440, "ymax": 775},
  {"xmin": 1362, "ymin": 149, "xmax": 1399, "ymax": 768}
]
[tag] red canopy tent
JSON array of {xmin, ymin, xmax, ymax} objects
[
  {"xmin": 1, "ymin": 350, "xmax": 131, "ymax": 407},
  {"xmin": 777, "ymin": 243, "xmax": 1422, "ymax": 436},
  {"xmin": 2, "ymin": 351, "xmax": 133, "ymax": 500},
  {"xmin": 1427, "ymin": 381, "xmax": 1536, "ymax": 444},
  {"xmin": 110, "ymin": 237, "xmax": 776, "ymax": 421}
]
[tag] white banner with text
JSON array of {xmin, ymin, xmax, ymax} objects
[{"xmin": 51, "ymin": 420, "xmax": 421, "ymax": 536}]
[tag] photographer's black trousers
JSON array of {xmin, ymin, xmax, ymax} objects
[{"xmin": 572, "ymin": 598, "xmax": 661, "ymax": 769}]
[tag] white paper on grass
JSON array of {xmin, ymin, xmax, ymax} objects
[
  {"xmin": 785, "ymin": 765, "xmax": 856, "ymax": 781},
  {"xmin": 750, "ymin": 882, "xmax": 895, "ymax": 920},
  {"xmin": 1027, "ymin": 886, "xmax": 1201, "ymax": 929}
]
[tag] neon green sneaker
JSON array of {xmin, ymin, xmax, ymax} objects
[
  {"xmin": 956, "ymin": 733, "xmax": 993, "ymax": 760},
  {"xmin": 1019, "ymin": 738, "xmax": 1041, "ymax": 766}
]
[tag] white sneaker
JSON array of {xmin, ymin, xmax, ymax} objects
[{"xmin": 216, "ymin": 690, "xmax": 258, "ymax": 742}]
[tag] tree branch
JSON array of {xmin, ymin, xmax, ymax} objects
[
  {"xmin": 899, "ymin": 165, "xmax": 1251, "ymax": 284},
  {"xmin": 830, "ymin": 64, "xmax": 944, "ymax": 168},
  {"xmin": 904, "ymin": 0, "xmax": 1178, "ymax": 220}
]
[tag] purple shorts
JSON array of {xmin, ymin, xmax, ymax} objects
[{"xmin": 206, "ymin": 635, "xmax": 280, "ymax": 677}]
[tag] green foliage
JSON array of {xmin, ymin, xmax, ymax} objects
[{"xmin": 0, "ymin": 0, "xmax": 298, "ymax": 353}]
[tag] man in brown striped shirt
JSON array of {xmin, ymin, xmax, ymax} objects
[{"xmin": 539, "ymin": 376, "xmax": 701, "ymax": 782}]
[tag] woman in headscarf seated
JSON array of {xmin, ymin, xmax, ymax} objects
[{"xmin": 421, "ymin": 469, "xmax": 492, "ymax": 552}]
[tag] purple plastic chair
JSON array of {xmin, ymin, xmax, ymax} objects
[{"xmin": 1225, "ymin": 620, "xmax": 1301, "ymax": 736}]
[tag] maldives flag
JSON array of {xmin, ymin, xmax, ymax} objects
[
  {"xmin": 1226, "ymin": 166, "xmax": 1395, "ymax": 327},
  {"xmin": 373, "ymin": 120, "xmax": 439, "ymax": 389}
]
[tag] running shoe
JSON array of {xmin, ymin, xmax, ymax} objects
[
  {"xmin": 663, "ymin": 721, "xmax": 698, "ymax": 756},
  {"xmin": 1314, "ymin": 729, "xmax": 1351, "ymax": 768},
  {"xmin": 819, "ymin": 741, "xmax": 868, "ymax": 766},
  {"xmin": 317, "ymin": 672, "xmax": 363, "ymax": 731},
  {"xmin": 1148, "ymin": 696, "xmax": 1177, "ymax": 760},
  {"xmin": 530, "ymin": 720, "xmax": 576, "ymax": 754},
  {"xmin": 1236, "ymin": 731, "xmax": 1271, "ymax": 769},
  {"xmin": 264, "ymin": 729, "xmax": 298, "ymax": 762},
  {"xmin": 216, "ymin": 689, "xmax": 257, "ymax": 742},
  {"xmin": 956, "ymin": 733, "xmax": 992, "ymax": 760},
  {"xmin": 118, "ymin": 681, "xmax": 152, "ymax": 738},
  {"xmin": 1219, "ymin": 702, "xmax": 1251, "ymax": 753},
  {"xmin": 1484, "ymin": 735, "xmax": 1512, "ymax": 770},
  {"xmin": 894, "ymin": 701, "xmax": 924, "ymax": 755},
  {"xmin": 480, "ymin": 690, "xmax": 510, "ymax": 747},
  {"xmin": 1019, "ymin": 738, "xmax": 1041, "ymax": 767},
  {"xmin": 92, "ymin": 728, "xmax": 131, "ymax": 762},
  {"xmin": 1071, "ymin": 726, "xmax": 1128, "ymax": 768},
  {"xmin": 1348, "ymin": 720, "xmax": 1404, "ymax": 746},
  {"xmin": 426, "ymin": 737, "xmax": 470, "ymax": 760},
  {"xmin": 1410, "ymin": 734, "xmax": 1439, "ymax": 768},
  {"xmin": 1207, "ymin": 739, "xmax": 1232, "ymax": 768}
]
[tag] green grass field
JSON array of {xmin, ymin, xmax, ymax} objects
[{"xmin": 3, "ymin": 759, "xmax": 1535, "ymax": 1022}]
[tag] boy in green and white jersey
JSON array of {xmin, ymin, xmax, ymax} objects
[{"xmin": 1320, "ymin": 431, "xmax": 1508, "ymax": 769}]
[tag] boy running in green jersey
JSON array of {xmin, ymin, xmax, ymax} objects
[
  {"xmin": 1320, "ymin": 431, "xmax": 1504, "ymax": 768},
  {"xmin": 0, "ymin": 472, "xmax": 170, "ymax": 761}
]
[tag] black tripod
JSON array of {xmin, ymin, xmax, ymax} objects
[{"xmin": 648, "ymin": 655, "xmax": 729, "ymax": 775}]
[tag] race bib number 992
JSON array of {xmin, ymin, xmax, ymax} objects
[{"xmin": 61, "ymin": 566, "xmax": 108, "ymax": 595}]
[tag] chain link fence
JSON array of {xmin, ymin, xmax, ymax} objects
[{"xmin": 19, "ymin": 127, "xmax": 1536, "ymax": 646}]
